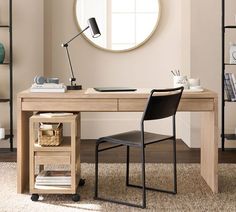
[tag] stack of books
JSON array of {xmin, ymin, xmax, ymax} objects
[
  {"xmin": 30, "ymin": 83, "xmax": 67, "ymax": 93},
  {"xmin": 224, "ymin": 73, "xmax": 236, "ymax": 101},
  {"xmin": 35, "ymin": 170, "xmax": 71, "ymax": 186}
]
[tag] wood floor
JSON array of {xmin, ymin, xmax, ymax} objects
[{"xmin": 0, "ymin": 139, "xmax": 236, "ymax": 163}]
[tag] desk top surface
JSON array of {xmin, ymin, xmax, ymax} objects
[{"xmin": 18, "ymin": 88, "xmax": 218, "ymax": 99}]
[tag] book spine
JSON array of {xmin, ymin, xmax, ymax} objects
[
  {"xmin": 229, "ymin": 73, "xmax": 236, "ymax": 100},
  {"xmin": 225, "ymin": 73, "xmax": 236, "ymax": 101},
  {"xmin": 224, "ymin": 79, "xmax": 231, "ymax": 100},
  {"xmin": 231, "ymin": 73, "xmax": 236, "ymax": 90}
]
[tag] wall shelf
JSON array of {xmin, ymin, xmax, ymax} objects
[
  {"xmin": 0, "ymin": 25, "xmax": 10, "ymax": 28},
  {"xmin": 0, "ymin": 99, "xmax": 10, "ymax": 103},
  {"xmin": 0, "ymin": 0, "xmax": 13, "ymax": 151},
  {"xmin": 224, "ymin": 63, "xmax": 236, "ymax": 65},
  {"xmin": 224, "ymin": 26, "xmax": 236, "ymax": 29}
]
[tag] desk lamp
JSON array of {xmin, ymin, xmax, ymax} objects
[{"xmin": 62, "ymin": 17, "xmax": 101, "ymax": 90}]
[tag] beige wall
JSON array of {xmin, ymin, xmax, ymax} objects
[{"xmin": 190, "ymin": 0, "xmax": 221, "ymax": 147}]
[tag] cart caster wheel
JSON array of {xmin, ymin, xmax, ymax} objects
[
  {"xmin": 31, "ymin": 194, "xmax": 39, "ymax": 201},
  {"xmin": 72, "ymin": 194, "xmax": 80, "ymax": 202},
  {"xmin": 79, "ymin": 179, "xmax": 85, "ymax": 186}
]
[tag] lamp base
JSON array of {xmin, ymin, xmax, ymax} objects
[{"xmin": 67, "ymin": 85, "xmax": 82, "ymax": 90}]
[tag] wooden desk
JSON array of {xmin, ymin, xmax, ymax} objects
[{"xmin": 17, "ymin": 89, "xmax": 219, "ymax": 194}]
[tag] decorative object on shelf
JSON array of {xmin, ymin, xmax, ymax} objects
[
  {"xmin": 62, "ymin": 17, "xmax": 101, "ymax": 90},
  {"xmin": 38, "ymin": 123, "xmax": 63, "ymax": 146},
  {"xmin": 0, "ymin": 43, "xmax": 5, "ymax": 64},
  {"xmin": 0, "ymin": 128, "xmax": 5, "ymax": 140},
  {"xmin": 229, "ymin": 43, "xmax": 236, "ymax": 64}
]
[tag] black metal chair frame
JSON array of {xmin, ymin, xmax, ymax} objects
[{"xmin": 94, "ymin": 87, "xmax": 184, "ymax": 209}]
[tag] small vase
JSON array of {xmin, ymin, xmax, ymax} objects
[{"xmin": 0, "ymin": 43, "xmax": 5, "ymax": 64}]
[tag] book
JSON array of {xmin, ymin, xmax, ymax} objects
[
  {"xmin": 30, "ymin": 87, "xmax": 67, "ymax": 93},
  {"xmin": 231, "ymin": 73, "xmax": 236, "ymax": 90},
  {"xmin": 224, "ymin": 79, "xmax": 231, "ymax": 100},
  {"xmin": 39, "ymin": 113, "xmax": 74, "ymax": 118},
  {"xmin": 36, "ymin": 170, "xmax": 71, "ymax": 180},
  {"xmin": 35, "ymin": 170, "xmax": 71, "ymax": 186},
  {"xmin": 31, "ymin": 83, "xmax": 65, "ymax": 89},
  {"xmin": 30, "ymin": 83, "xmax": 67, "ymax": 93},
  {"xmin": 35, "ymin": 182, "xmax": 71, "ymax": 186},
  {"xmin": 224, "ymin": 73, "xmax": 236, "ymax": 101},
  {"xmin": 228, "ymin": 73, "xmax": 236, "ymax": 98}
]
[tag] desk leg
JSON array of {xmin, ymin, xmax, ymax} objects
[
  {"xmin": 201, "ymin": 104, "xmax": 219, "ymax": 193},
  {"xmin": 17, "ymin": 97, "xmax": 31, "ymax": 193}
]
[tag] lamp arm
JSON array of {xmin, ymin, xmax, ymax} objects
[
  {"xmin": 65, "ymin": 46, "xmax": 75, "ymax": 82},
  {"xmin": 62, "ymin": 26, "xmax": 89, "ymax": 86},
  {"xmin": 63, "ymin": 26, "xmax": 89, "ymax": 46}
]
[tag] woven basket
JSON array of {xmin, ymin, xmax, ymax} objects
[{"xmin": 38, "ymin": 123, "xmax": 63, "ymax": 146}]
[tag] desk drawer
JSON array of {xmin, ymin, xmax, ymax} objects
[
  {"xmin": 118, "ymin": 99, "xmax": 147, "ymax": 111},
  {"xmin": 35, "ymin": 152, "xmax": 71, "ymax": 165},
  {"xmin": 118, "ymin": 98, "xmax": 214, "ymax": 112},
  {"xmin": 22, "ymin": 99, "xmax": 118, "ymax": 112}
]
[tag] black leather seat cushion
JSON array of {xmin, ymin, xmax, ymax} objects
[{"xmin": 98, "ymin": 130, "xmax": 172, "ymax": 147}]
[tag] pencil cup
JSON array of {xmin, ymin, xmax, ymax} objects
[
  {"xmin": 0, "ymin": 128, "xmax": 5, "ymax": 140},
  {"xmin": 173, "ymin": 76, "xmax": 189, "ymax": 89}
]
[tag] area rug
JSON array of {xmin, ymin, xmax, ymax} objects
[{"xmin": 0, "ymin": 163, "xmax": 235, "ymax": 212}]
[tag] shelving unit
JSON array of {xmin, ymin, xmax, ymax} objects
[
  {"xmin": 221, "ymin": 0, "xmax": 236, "ymax": 151},
  {"xmin": 29, "ymin": 114, "xmax": 84, "ymax": 202},
  {"xmin": 0, "ymin": 0, "xmax": 14, "ymax": 151}
]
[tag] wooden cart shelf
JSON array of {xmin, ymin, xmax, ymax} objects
[
  {"xmin": 29, "ymin": 114, "xmax": 82, "ymax": 201},
  {"xmin": 33, "ymin": 137, "xmax": 72, "ymax": 151}
]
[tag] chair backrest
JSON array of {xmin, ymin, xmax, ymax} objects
[{"xmin": 141, "ymin": 87, "xmax": 184, "ymax": 122}]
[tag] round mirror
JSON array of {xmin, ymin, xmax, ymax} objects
[{"xmin": 75, "ymin": 0, "xmax": 161, "ymax": 52}]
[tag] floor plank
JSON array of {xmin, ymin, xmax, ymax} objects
[{"xmin": 0, "ymin": 139, "xmax": 235, "ymax": 163}]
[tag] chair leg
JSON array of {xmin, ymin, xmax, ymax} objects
[
  {"xmin": 141, "ymin": 146, "xmax": 146, "ymax": 209},
  {"xmin": 127, "ymin": 140, "xmax": 177, "ymax": 195},
  {"xmin": 126, "ymin": 146, "xmax": 130, "ymax": 186},
  {"xmin": 94, "ymin": 142, "xmax": 99, "ymax": 198},
  {"xmin": 173, "ymin": 138, "xmax": 177, "ymax": 194}
]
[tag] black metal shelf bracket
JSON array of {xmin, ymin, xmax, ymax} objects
[{"xmin": 222, "ymin": 0, "xmax": 225, "ymax": 151}]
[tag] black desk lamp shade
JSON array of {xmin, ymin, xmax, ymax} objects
[
  {"xmin": 62, "ymin": 17, "xmax": 101, "ymax": 90},
  {"xmin": 88, "ymin": 18, "xmax": 101, "ymax": 38}
]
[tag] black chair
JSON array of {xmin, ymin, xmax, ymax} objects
[{"xmin": 94, "ymin": 87, "xmax": 184, "ymax": 209}]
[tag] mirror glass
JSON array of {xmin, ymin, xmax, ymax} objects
[{"xmin": 75, "ymin": 0, "xmax": 161, "ymax": 51}]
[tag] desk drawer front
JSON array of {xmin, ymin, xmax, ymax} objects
[
  {"xmin": 22, "ymin": 99, "xmax": 118, "ymax": 112},
  {"xmin": 35, "ymin": 152, "xmax": 71, "ymax": 165},
  {"xmin": 119, "ymin": 99, "xmax": 214, "ymax": 112}
]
